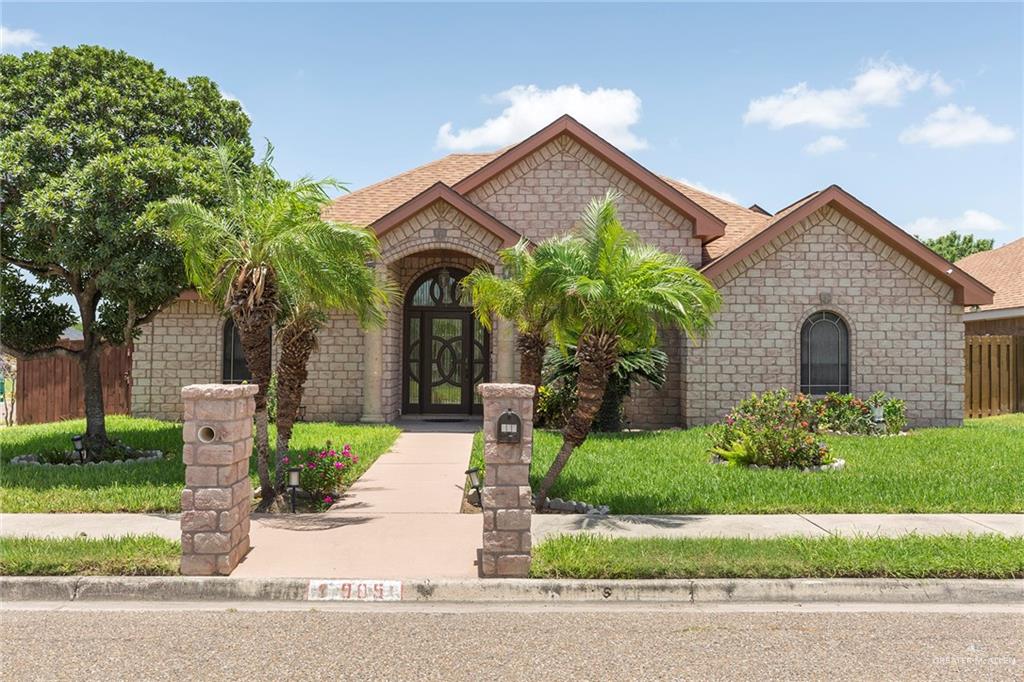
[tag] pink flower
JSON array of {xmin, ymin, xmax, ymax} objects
[
  {"xmin": 334, "ymin": 461, "xmax": 344, "ymax": 469},
  {"xmin": 323, "ymin": 495, "xmax": 333, "ymax": 504},
  {"xmin": 282, "ymin": 456, "xmax": 289, "ymax": 464},
  {"xmin": 307, "ymin": 462, "xmax": 316, "ymax": 469}
]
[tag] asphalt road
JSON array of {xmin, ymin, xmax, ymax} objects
[{"xmin": 2, "ymin": 602, "xmax": 1021, "ymax": 681}]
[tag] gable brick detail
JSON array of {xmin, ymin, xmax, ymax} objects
[
  {"xmin": 379, "ymin": 199, "xmax": 505, "ymax": 266},
  {"xmin": 686, "ymin": 207, "xmax": 963, "ymax": 427},
  {"xmin": 466, "ymin": 134, "xmax": 703, "ymax": 266}
]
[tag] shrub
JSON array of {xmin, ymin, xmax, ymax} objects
[
  {"xmin": 883, "ymin": 398, "xmax": 907, "ymax": 434},
  {"xmin": 536, "ymin": 383, "xmax": 574, "ymax": 429},
  {"xmin": 708, "ymin": 389, "xmax": 831, "ymax": 468},
  {"xmin": 818, "ymin": 393, "xmax": 872, "ymax": 434},
  {"xmin": 283, "ymin": 441, "xmax": 358, "ymax": 509}
]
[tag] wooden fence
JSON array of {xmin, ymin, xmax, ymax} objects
[
  {"xmin": 964, "ymin": 335, "xmax": 1024, "ymax": 419},
  {"xmin": 14, "ymin": 343, "xmax": 132, "ymax": 425}
]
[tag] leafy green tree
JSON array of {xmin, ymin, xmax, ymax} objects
[
  {"xmin": 165, "ymin": 144, "xmax": 375, "ymax": 507},
  {"xmin": 531, "ymin": 191, "xmax": 721, "ymax": 510},
  {"xmin": 0, "ymin": 45, "xmax": 251, "ymax": 443},
  {"xmin": 273, "ymin": 223, "xmax": 394, "ymax": 491},
  {"xmin": 920, "ymin": 231, "xmax": 994, "ymax": 263},
  {"xmin": 461, "ymin": 240, "xmax": 561, "ymax": 407}
]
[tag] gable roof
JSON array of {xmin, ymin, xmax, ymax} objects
[
  {"xmin": 701, "ymin": 185, "xmax": 994, "ymax": 306},
  {"xmin": 956, "ymin": 237, "xmax": 1024, "ymax": 312},
  {"xmin": 322, "ymin": 151, "xmax": 501, "ymax": 227},
  {"xmin": 372, "ymin": 181, "xmax": 521, "ymax": 248},
  {"xmin": 452, "ymin": 115, "xmax": 726, "ymax": 240}
]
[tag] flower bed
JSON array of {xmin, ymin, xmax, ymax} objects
[
  {"xmin": 818, "ymin": 391, "xmax": 907, "ymax": 435},
  {"xmin": 9, "ymin": 439, "xmax": 165, "ymax": 467},
  {"xmin": 283, "ymin": 441, "xmax": 359, "ymax": 510}
]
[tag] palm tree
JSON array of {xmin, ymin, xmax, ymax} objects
[
  {"xmin": 461, "ymin": 240, "xmax": 560, "ymax": 407},
  {"xmin": 272, "ymin": 230, "xmax": 394, "ymax": 491},
  {"xmin": 531, "ymin": 190, "xmax": 721, "ymax": 510},
  {"xmin": 164, "ymin": 142, "xmax": 356, "ymax": 507}
]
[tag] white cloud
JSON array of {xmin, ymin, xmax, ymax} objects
[
  {"xmin": 0, "ymin": 25, "xmax": 44, "ymax": 53},
  {"xmin": 744, "ymin": 59, "xmax": 945, "ymax": 129},
  {"xmin": 436, "ymin": 84, "xmax": 647, "ymax": 151},
  {"xmin": 677, "ymin": 178, "xmax": 739, "ymax": 204},
  {"xmin": 907, "ymin": 209, "xmax": 1008, "ymax": 238},
  {"xmin": 899, "ymin": 104, "xmax": 1015, "ymax": 148},
  {"xmin": 804, "ymin": 135, "xmax": 848, "ymax": 155},
  {"xmin": 929, "ymin": 74, "xmax": 954, "ymax": 96}
]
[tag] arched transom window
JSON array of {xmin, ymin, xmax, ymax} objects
[{"xmin": 800, "ymin": 311, "xmax": 849, "ymax": 395}]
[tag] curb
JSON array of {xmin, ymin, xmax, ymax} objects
[{"xmin": 2, "ymin": 577, "xmax": 1021, "ymax": 604}]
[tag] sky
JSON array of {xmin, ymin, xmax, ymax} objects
[{"xmin": 3, "ymin": 2, "xmax": 1023, "ymax": 246}]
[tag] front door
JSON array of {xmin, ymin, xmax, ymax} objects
[{"xmin": 403, "ymin": 268, "xmax": 489, "ymax": 415}]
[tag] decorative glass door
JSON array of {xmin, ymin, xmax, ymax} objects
[{"xmin": 403, "ymin": 268, "xmax": 489, "ymax": 415}]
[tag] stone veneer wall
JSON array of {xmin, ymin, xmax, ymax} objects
[
  {"xmin": 300, "ymin": 312, "xmax": 364, "ymax": 422},
  {"xmin": 132, "ymin": 299, "xmax": 222, "ymax": 421},
  {"xmin": 685, "ymin": 207, "xmax": 964, "ymax": 427}
]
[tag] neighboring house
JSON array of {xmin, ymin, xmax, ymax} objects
[
  {"xmin": 956, "ymin": 237, "xmax": 1024, "ymax": 335},
  {"xmin": 132, "ymin": 116, "xmax": 992, "ymax": 427}
]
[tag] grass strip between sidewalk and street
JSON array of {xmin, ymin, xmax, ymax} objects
[
  {"xmin": 0, "ymin": 535, "xmax": 181, "ymax": 576},
  {"xmin": 531, "ymin": 533, "xmax": 1024, "ymax": 579}
]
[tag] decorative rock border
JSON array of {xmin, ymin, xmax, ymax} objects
[
  {"xmin": 710, "ymin": 456, "xmax": 846, "ymax": 472},
  {"xmin": 534, "ymin": 495, "xmax": 610, "ymax": 515},
  {"xmin": 9, "ymin": 450, "xmax": 165, "ymax": 467}
]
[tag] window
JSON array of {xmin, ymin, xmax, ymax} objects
[
  {"xmin": 222, "ymin": 318, "xmax": 267, "ymax": 384},
  {"xmin": 800, "ymin": 311, "xmax": 849, "ymax": 395}
]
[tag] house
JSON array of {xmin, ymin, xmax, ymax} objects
[
  {"xmin": 131, "ymin": 116, "xmax": 992, "ymax": 427},
  {"xmin": 956, "ymin": 237, "xmax": 1024, "ymax": 336}
]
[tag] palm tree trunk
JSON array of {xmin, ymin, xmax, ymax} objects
[
  {"xmin": 230, "ymin": 275, "xmax": 277, "ymax": 507},
  {"xmin": 534, "ymin": 330, "xmax": 618, "ymax": 511},
  {"xmin": 515, "ymin": 328, "xmax": 545, "ymax": 415},
  {"xmin": 273, "ymin": 317, "xmax": 317, "ymax": 491}
]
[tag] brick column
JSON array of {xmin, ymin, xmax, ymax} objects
[
  {"xmin": 478, "ymin": 383, "xmax": 534, "ymax": 578},
  {"xmin": 180, "ymin": 383, "xmax": 256, "ymax": 576}
]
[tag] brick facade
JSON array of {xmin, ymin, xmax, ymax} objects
[
  {"xmin": 685, "ymin": 207, "xmax": 964, "ymax": 427},
  {"xmin": 132, "ymin": 134, "xmax": 970, "ymax": 430}
]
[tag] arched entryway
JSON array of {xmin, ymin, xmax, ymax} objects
[{"xmin": 402, "ymin": 267, "xmax": 490, "ymax": 415}]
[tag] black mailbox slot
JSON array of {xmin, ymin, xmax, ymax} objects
[{"xmin": 496, "ymin": 409, "xmax": 522, "ymax": 444}]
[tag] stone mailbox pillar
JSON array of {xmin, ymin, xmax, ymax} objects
[
  {"xmin": 478, "ymin": 383, "xmax": 535, "ymax": 578},
  {"xmin": 180, "ymin": 383, "xmax": 257, "ymax": 576}
]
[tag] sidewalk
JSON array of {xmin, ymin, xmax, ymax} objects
[{"xmin": 3, "ymin": 511, "xmax": 1020, "ymax": 544}]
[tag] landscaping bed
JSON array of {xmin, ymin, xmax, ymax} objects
[
  {"xmin": 470, "ymin": 415, "xmax": 1024, "ymax": 514},
  {"xmin": 0, "ymin": 535, "xmax": 181, "ymax": 576},
  {"xmin": 0, "ymin": 416, "xmax": 400, "ymax": 513},
  {"xmin": 531, "ymin": 534, "xmax": 1024, "ymax": 579}
]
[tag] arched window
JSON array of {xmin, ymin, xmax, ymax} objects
[
  {"xmin": 800, "ymin": 311, "xmax": 849, "ymax": 395},
  {"xmin": 222, "ymin": 319, "xmax": 270, "ymax": 384}
]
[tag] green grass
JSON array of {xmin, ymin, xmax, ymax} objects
[
  {"xmin": 471, "ymin": 414, "xmax": 1024, "ymax": 513},
  {"xmin": 0, "ymin": 416, "xmax": 400, "ymax": 512},
  {"xmin": 0, "ymin": 535, "xmax": 181, "ymax": 575},
  {"xmin": 531, "ymin": 533, "xmax": 1024, "ymax": 579}
]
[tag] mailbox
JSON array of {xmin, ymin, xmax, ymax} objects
[{"xmin": 496, "ymin": 409, "xmax": 522, "ymax": 444}]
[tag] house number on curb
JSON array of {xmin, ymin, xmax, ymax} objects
[
  {"xmin": 496, "ymin": 409, "xmax": 522, "ymax": 444},
  {"xmin": 306, "ymin": 579, "xmax": 403, "ymax": 601}
]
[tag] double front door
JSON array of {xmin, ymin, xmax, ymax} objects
[{"xmin": 402, "ymin": 268, "xmax": 490, "ymax": 415}]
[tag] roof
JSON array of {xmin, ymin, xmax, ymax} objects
[
  {"xmin": 956, "ymin": 237, "xmax": 1024, "ymax": 312},
  {"xmin": 701, "ymin": 185, "xmax": 994, "ymax": 306}
]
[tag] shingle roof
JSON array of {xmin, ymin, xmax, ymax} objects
[
  {"xmin": 322, "ymin": 151, "xmax": 501, "ymax": 227},
  {"xmin": 955, "ymin": 237, "xmax": 1024, "ymax": 311},
  {"xmin": 659, "ymin": 178, "xmax": 773, "ymax": 262}
]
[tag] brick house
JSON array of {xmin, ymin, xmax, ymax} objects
[
  {"xmin": 956, "ymin": 237, "xmax": 1024, "ymax": 336},
  {"xmin": 132, "ymin": 116, "xmax": 993, "ymax": 427}
]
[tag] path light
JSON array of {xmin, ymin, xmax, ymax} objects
[
  {"xmin": 287, "ymin": 466, "xmax": 301, "ymax": 513},
  {"xmin": 72, "ymin": 435, "xmax": 85, "ymax": 463},
  {"xmin": 465, "ymin": 467, "xmax": 482, "ymax": 507}
]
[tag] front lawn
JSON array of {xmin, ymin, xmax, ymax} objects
[
  {"xmin": 471, "ymin": 414, "xmax": 1023, "ymax": 513},
  {"xmin": 0, "ymin": 416, "xmax": 400, "ymax": 513},
  {"xmin": 531, "ymin": 534, "xmax": 1024, "ymax": 579},
  {"xmin": 0, "ymin": 535, "xmax": 180, "ymax": 576}
]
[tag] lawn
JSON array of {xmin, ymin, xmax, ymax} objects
[
  {"xmin": 0, "ymin": 416, "xmax": 400, "ymax": 512},
  {"xmin": 471, "ymin": 414, "xmax": 1024, "ymax": 513},
  {"xmin": 0, "ymin": 535, "xmax": 180, "ymax": 575},
  {"xmin": 531, "ymin": 534, "xmax": 1024, "ymax": 579}
]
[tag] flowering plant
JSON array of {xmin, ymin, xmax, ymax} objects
[
  {"xmin": 283, "ymin": 440, "xmax": 358, "ymax": 509},
  {"xmin": 708, "ymin": 389, "xmax": 832, "ymax": 468}
]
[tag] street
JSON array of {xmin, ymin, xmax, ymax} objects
[{"xmin": 2, "ymin": 602, "xmax": 1021, "ymax": 681}]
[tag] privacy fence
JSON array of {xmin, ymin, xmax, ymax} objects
[
  {"xmin": 14, "ymin": 343, "xmax": 132, "ymax": 425},
  {"xmin": 964, "ymin": 335, "xmax": 1024, "ymax": 419}
]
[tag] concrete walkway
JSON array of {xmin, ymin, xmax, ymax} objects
[{"xmin": 532, "ymin": 513, "xmax": 1024, "ymax": 541}]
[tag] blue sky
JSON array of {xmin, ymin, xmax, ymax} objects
[{"xmin": 3, "ymin": 2, "xmax": 1022, "ymax": 245}]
